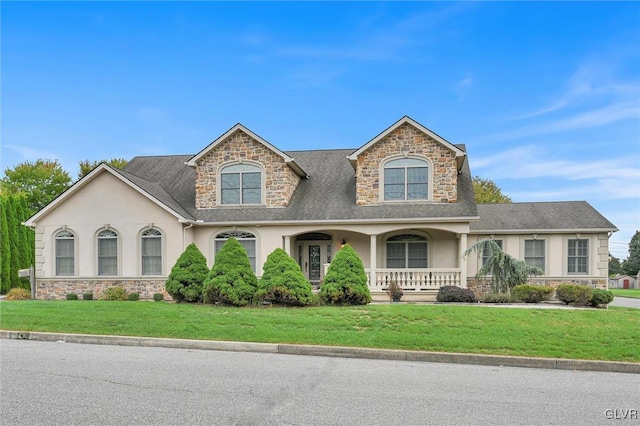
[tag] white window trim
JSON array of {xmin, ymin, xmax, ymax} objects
[
  {"xmin": 522, "ymin": 237, "xmax": 546, "ymax": 275},
  {"xmin": 96, "ymin": 227, "xmax": 120, "ymax": 276},
  {"xmin": 379, "ymin": 155, "xmax": 433, "ymax": 203},
  {"xmin": 211, "ymin": 228, "xmax": 260, "ymax": 273},
  {"xmin": 383, "ymin": 230, "xmax": 432, "ymax": 268},
  {"xmin": 139, "ymin": 227, "xmax": 164, "ymax": 276},
  {"xmin": 565, "ymin": 236, "xmax": 590, "ymax": 276},
  {"xmin": 54, "ymin": 228, "xmax": 77, "ymax": 277},
  {"xmin": 217, "ymin": 160, "xmax": 265, "ymax": 206}
]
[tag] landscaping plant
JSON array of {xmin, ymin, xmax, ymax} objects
[
  {"xmin": 436, "ymin": 286, "xmax": 476, "ymax": 303},
  {"xmin": 257, "ymin": 248, "xmax": 313, "ymax": 306},
  {"xmin": 203, "ymin": 238, "xmax": 258, "ymax": 306},
  {"xmin": 66, "ymin": 293, "xmax": 79, "ymax": 300},
  {"xmin": 555, "ymin": 284, "xmax": 593, "ymax": 306},
  {"xmin": 4, "ymin": 287, "xmax": 31, "ymax": 300},
  {"xmin": 165, "ymin": 243, "xmax": 209, "ymax": 303},
  {"xmin": 320, "ymin": 244, "xmax": 371, "ymax": 305},
  {"xmin": 510, "ymin": 285, "xmax": 554, "ymax": 303},
  {"xmin": 101, "ymin": 286, "xmax": 128, "ymax": 301},
  {"xmin": 589, "ymin": 289, "xmax": 614, "ymax": 308}
]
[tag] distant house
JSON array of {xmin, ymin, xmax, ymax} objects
[
  {"xmin": 609, "ymin": 275, "xmax": 638, "ymax": 289},
  {"xmin": 23, "ymin": 116, "xmax": 618, "ymax": 300}
]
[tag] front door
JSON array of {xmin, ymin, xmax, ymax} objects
[{"xmin": 296, "ymin": 239, "xmax": 332, "ymax": 287}]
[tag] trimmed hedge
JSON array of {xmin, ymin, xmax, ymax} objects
[
  {"xmin": 590, "ymin": 289, "xmax": 614, "ymax": 307},
  {"xmin": 127, "ymin": 292, "xmax": 140, "ymax": 301},
  {"xmin": 481, "ymin": 293, "xmax": 512, "ymax": 304},
  {"xmin": 556, "ymin": 284, "xmax": 593, "ymax": 306},
  {"xmin": 153, "ymin": 293, "xmax": 164, "ymax": 302},
  {"xmin": 65, "ymin": 293, "xmax": 79, "ymax": 300},
  {"xmin": 436, "ymin": 286, "xmax": 476, "ymax": 303},
  {"xmin": 511, "ymin": 285, "xmax": 554, "ymax": 303},
  {"xmin": 82, "ymin": 292, "xmax": 93, "ymax": 300}
]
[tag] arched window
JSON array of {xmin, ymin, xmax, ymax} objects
[
  {"xmin": 386, "ymin": 234, "xmax": 428, "ymax": 268},
  {"xmin": 141, "ymin": 228, "xmax": 162, "ymax": 275},
  {"xmin": 383, "ymin": 158, "xmax": 429, "ymax": 201},
  {"xmin": 55, "ymin": 230, "xmax": 75, "ymax": 276},
  {"xmin": 220, "ymin": 163, "xmax": 262, "ymax": 205},
  {"xmin": 214, "ymin": 230, "xmax": 257, "ymax": 272},
  {"xmin": 98, "ymin": 229, "xmax": 118, "ymax": 276}
]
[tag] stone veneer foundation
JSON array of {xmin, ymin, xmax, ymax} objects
[
  {"xmin": 466, "ymin": 277, "xmax": 608, "ymax": 298},
  {"xmin": 36, "ymin": 279, "xmax": 172, "ymax": 301},
  {"xmin": 194, "ymin": 129, "xmax": 300, "ymax": 209},
  {"xmin": 354, "ymin": 123, "xmax": 458, "ymax": 205}
]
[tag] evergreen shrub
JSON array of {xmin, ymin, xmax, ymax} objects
[
  {"xmin": 203, "ymin": 238, "xmax": 258, "ymax": 306},
  {"xmin": 65, "ymin": 293, "xmax": 79, "ymax": 300},
  {"xmin": 436, "ymin": 286, "xmax": 476, "ymax": 303},
  {"xmin": 590, "ymin": 289, "xmax": 614, "ymax": 308},
  {"xmin": 510, "ymin": 285, "xmax": 554, "ymax": 303},
  {"xmin": 101, "ymin": 286, "xmax": 127, "ymax": 301},
  {"xmin": 257, "ymin": 248, "xmax": 313, "ymax": 306},
  {"xmin": 127, "ymin": 292, "xmax": 140, "ymax": 301},
  {"xmin": 153, "ymin": 293, "xmax": 164, "ymax": 302},
  {"xmin": 481, "ymin": 293, "xmax": 512, "ymax": 303},
  {"xmin": 319, "ymin": 244, "xmax": 371, "ymax": 305},
  {"xmin": 556, "ymin": 284, "xmax": 593, "ymax": 306},
  {"xmin": 82, "ymin": 292, "xmax": 93, "ymax": 300},
  {"xmin": 165, "ymin": 243, "xmax": 209, "ymax": 303}
]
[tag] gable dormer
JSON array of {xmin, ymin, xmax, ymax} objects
[
  {"xmin": 348, "ymin": 116, "xmax": 466, "ymax": 206},
  {"xmin": 186, "ymin": 124, "xmax": 307, "ymax": 209}
]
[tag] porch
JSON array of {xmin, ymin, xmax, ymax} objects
[{"xmin": 365, "ymin": 268, "xmax": 462, "ymax": 301}]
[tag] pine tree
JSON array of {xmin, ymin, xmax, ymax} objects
[
  {"xmin": 622, "ymin": 231, "xmax": 640, "ymax": 276},
  {"xmin": 202, "ymin": 238, "xmax": 258, "ymax": 306},
  {"xmin": 258, "ymin": 248, "xmax": 313, "ymax": 306},
  {"xmin": 320, "ymin": 244, "xmax": 371, "ymax": 305},
  {"xmin": 0, "ymin": 196, "xmax": 11, "ymax": 293},
  {"xmin": 165, "ymin": 243, "xmax": 209, "ymax": 302}
]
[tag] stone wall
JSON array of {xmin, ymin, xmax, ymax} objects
[
  {"xmin": 36, "ymin": 279, "xmax": 172, "ymax": 300},
  {"xmin": 355, "ymin": 123, "xmax": 458, "ymax": 205},
  {"xmin": 195, "ymin": 129, "xmax": 300, "ymax": 209},
  {"xmin": 467, "ymin": 277, "xmax": 608, "ymax": 298}
]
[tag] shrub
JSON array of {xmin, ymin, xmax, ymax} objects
[
  {"xmin": 82, "ymin": 292, "xmax": 93, "ymax": 300},
  {"xmin": 203, "ymin": 238, "xmax": 258, "ymax": 306},
  {"xmin": 386, "ymin": 281, "xmax": 403, "ymax": 302},
  {"xmin": 257, "ymin": 248, "xmax": 313, "ymax": 306},
  {"xmin": 510, "ymin": 285, "xmax": 554, "ymax": 303},
  {"xmin": 436, "ymin": 286, "xmax": 476, "ymax": 303},
  {"xmin": 590, "ymin": 289, "xmax": 614, "ymax": 307},
  {"xmin": 481, "ymin": 293, "xmax": 512, "ymax": 303},
  {"xmin": 556, "ymin": 284, "xmax": 593, "ymax": 306},
  {"xmin": 165, "ymin": 243, "xmax": 209, "ymax": 303},
  {"xmin": 101, "ymin": 286, "xmax": 127, "ymax": 301},
  {"xmin": 319, "ymin": 244, "xmax": 371, "ymax": 305},
  {"xmin": 66, "ymin": 293, "xmax": 79, "ymax": 300},
  {"xmin": 5, "ymin": 288, "xmax": 31, "ymax": 300},
  {"xmin": 153, "ymin": 293, "xmax": 164, "ymax": 302},
  {"xmin": 128, "ymin": 292, "xmax": 140, "ymax": 301}
]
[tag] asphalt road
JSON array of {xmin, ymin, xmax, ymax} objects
[
  {"xmin": 610, "ymin": 296, "xmax": 640, "ymax": 309},
  {"xmin": 1, "ymin": 340, "xmax": 638, "ymax": 425}
]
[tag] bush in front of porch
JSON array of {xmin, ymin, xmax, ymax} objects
[
  {"xmin": 320, "ymin": 244, "xmax": 371, "ymax": 305},
  {"xmin": 165, "ymin": 243, "xmax": 209, "ymax": 303},
  {"xmin": 203, "ymin": 238, "xmax": 258, "ymax": 306},
  {"xmin": 257, "ymin": 248, "xmax": 314, "ymax": 306}
]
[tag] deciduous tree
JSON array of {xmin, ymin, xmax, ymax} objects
[
  {"xmin": 472, "ymin": 176, "xmax": 512, "ymax": 204},
  {"xmin": 78, "ymin": 158, "xmax": 128, "ymax": 179},
  {"xmin": 622, "ymin": 231, "xmax": 640, "ymax": 276}
]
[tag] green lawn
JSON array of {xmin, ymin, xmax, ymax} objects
[
  {"xmin": 611, "ymin": 289, "xmax": 640, "ymax": 299},
  {"xmin": 1, "ymin": 301, "xmax": 638, "ymax": 362}
]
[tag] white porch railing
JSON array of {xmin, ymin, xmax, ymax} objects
[{"xmin": 365, "ymin": 268, "xmax": 462, "ymax": 292}]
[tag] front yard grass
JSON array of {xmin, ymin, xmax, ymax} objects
[
  {"xmin": 1, "ymin": 301, "xmax": 638, "ymax": 363},
  {"xmin": 611, "ymin": 289, "xmax": 640, "ymax": 299}
]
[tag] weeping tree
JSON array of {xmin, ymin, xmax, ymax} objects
[{"xmin": 464, "ymin": 239, "xmax": 542, "ymax": 294}]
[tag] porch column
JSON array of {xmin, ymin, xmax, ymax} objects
[
  {"xmin": 458, "ymin": 233, "xmax": 468, "ymax": 288},
  {"xmin": 370, "ymin": 234, "xmax": 377, "ymax": 287},
  {"xmin": 284, "ymin": 235, "xmax": 291, "ymax": 256}
]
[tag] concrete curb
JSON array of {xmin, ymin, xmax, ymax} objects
[{"xmin": 2, "ymin": 330, "xmax": 638, "ymax": 374}]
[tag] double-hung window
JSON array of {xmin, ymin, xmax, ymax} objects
[
  {"xmin": 98, "ymin": 229, "xmax": 118, "ymax": 276},
  {"xmin": 386, "ymin": 234, "xmax": 428, "ymax": 268},
  {"xmin": 568, "ymin": 239, "xmax": 588, "ymax": 274},
  {"xmin": 141, "ymin": 228, "xmax": 162, "ymax": 275},
  {"xmin": 524, "ymin": 239, "xmax": 545, "ymax": 272},
  {"xmin": 220, "ymin": 164, "xmax": 261, "ymax": 205},
  {"xmin": 214, "ymin": 231, "xmax": 257, "ymax": 272},
  {"xmin": 383, "ymin": 158, "xmax": 429, "ymax": 201},
  {"xmin": 55, "ymin": 230, "xmax": 75, "ymax": 276}
]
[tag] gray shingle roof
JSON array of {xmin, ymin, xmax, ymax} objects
[
  {"xmin": 122, "ymin": 147, "xmax": 478, "ymax": 224},
  {"xmin": 471, "ymin": 202, "xmax": 617, "ymax": 232}
]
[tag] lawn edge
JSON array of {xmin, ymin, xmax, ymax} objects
[{"xmin": 2, "ymin": 329, "xmax": 638, "ymax": 374}]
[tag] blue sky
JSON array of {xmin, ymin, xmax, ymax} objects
[{"xmin": 2, "ymin": 1, "xmax": 639, "ymax": 259}]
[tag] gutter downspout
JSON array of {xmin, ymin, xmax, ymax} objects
[{"xmin": 183, "ymin": 222, "xmax": 194, "ymax": 250}]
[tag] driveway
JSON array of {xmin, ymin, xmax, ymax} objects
[{"xmin": 610, "ymin": 296, "xmax": 640, "ymax": 309}]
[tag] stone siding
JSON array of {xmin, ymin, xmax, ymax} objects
[
  {"xmin": 36, "ymin": 279, "xmax": 172, "ymax": 301},
  {"xmin": 195, "ymin": 130, "xmax": 300, "ymax": 209},
  {"xmin": 467, "ymin": 277, "xmax": 608, "ymax": 298},
  {"xmin": 355, "ymin": 123, "xmax": 458, "ymax": 205}
]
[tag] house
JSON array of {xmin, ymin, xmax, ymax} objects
[
  {"xmin": 23, "ymin": 116, "xmax": 618, "ymax": 300},
  {"xmin": 609, "ymin": 275, "xmax": 638, "ymax": 289}
]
